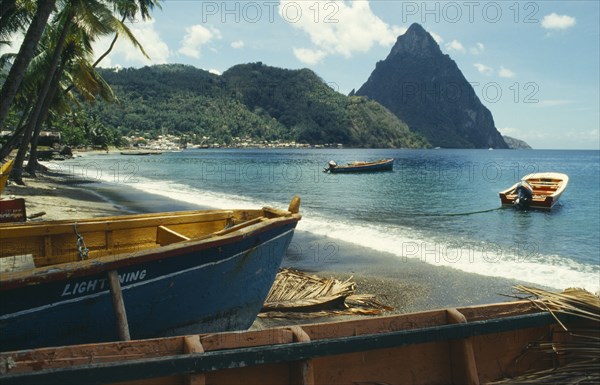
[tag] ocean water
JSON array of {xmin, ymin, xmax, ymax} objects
[{"xmin": 54, "ymin": 149, "xmax": 599, "ymax": 292}]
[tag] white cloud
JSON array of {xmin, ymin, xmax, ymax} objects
[
  {"xmin": 470, "ymin": 42, "xmax": 485, "ymax": 55},
  {"xmin": 93, "ymin": 19, "xmax": 170, "ymax": 66},
  {"xmin": 231, "ymin": 40, "xmax": 244, "ymax": 49},
  {"xmin": 499, "ymin": 66, "xmax": 515, "ymax": 78},
  {"xmin": 474, "ymin": 63, "xmax": 493, "ymax": 75},
  {"xmin": 498, "ymin": 127, "xmax": 521, "ymax": 137},
  {"xmin": 178, "ymin": 25, "xmax": 222, "ymax": 59},
  {"xmin": 208, "ymin": 68, "xmax": 221, "ymax": 75},
  {"xmin": 2, "ymin": 32, "xmax": 24, "ymax": 54},
  {"xmin": 430, "ymin": 32, "xmax": 443, "ymax": 44},
  {"xmin": 293, "ymin": 48, "xmax": 327, "ymax": 65},
  {"xmin": 445, "ymin": 40, "xmax": 465, "ymax": 54},
  {"xmin": 541, "ymin": 13, "xmax": 576, "ymax": 30},
  {"xmin": 279, "ymin": 0, "xmax": 402, "ymax": 63},
  {"xmin": 537, "ymin": 100, "xmax": 575, "ymax": 107}
]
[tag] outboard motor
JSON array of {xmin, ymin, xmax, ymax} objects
[
  {"xmin": 325, "ymin": 160, "xmax": 337, "ymax": 173},
  {"xmin": 514, "ymin": 181, "xmax": 533, "ymax": 209}
]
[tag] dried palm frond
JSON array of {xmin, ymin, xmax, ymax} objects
[
  {"xmin": 264, "ymin": 268, "xmax": 355, "ymax": 307},
  {"xmin": 488, "ymin": 286, "xmax": 600, "ymax": 384},
  {"xmin": 513, "ymin": 285, "xmax": 600, "ymax": 331},
  {"xmin": 487, "ymin": 359, "xmax": 600, "ymax": 384},
  {"xmin": 260, "ymin": 269, "xmax": 392, "ymax": 318}
]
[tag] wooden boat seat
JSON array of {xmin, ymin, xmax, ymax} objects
[
  {"xmin": 156, "ymin": 217, "xmax": 271, "ymax": 246},
  {"xmin": 156, "ymin": 226, "xmax": 191, "ymax": 246}
]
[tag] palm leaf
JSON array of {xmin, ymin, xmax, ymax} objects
[
  {"xmin": 260, "ymin": 269, "xmax": 392, "ymax": 318},
  {"xmin": 488, "ymin": 286, "xmax": 600, "ymax": 384}
]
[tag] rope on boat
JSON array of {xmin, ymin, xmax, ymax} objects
[{"xmin": 73, "ymin": 223, "xmax": 89, "ymax": 260}]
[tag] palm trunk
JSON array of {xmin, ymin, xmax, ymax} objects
[
  {"xmin": 11, "ymin": 8, "xmax": 73, "ymax": 184},
  {"xmin": 0, "ymin": 0, "xmax": 56, "ymax": 130},
  {"xmin": 25, "ymin": 66, "xmax": 63, "ymax": 176},
  {"xmin": 64, "ymin": 15, "xmax": 126, "ymax": 96},
  {"xmin": 93, "ymin": 15, "xmax": 125, "ymax": 67}
]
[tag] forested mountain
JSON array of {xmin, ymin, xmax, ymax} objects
[{"xmin": 86, "ymin": 63, "xmax": 428, "ymax": 148}]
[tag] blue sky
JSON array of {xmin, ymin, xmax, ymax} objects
[{"xmin": 9, "ymin": 1, "xmax": 599, "ymax": 149}]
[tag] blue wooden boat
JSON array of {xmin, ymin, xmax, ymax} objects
[
  {"xmin": 324, "ymin": 158, "xmax": 394, "ymax": 173},
  {"xmin": 0, "ymin": 197, "xmax": 301, "ymax": 351}
]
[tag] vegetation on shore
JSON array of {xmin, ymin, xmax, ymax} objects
[
  {"xmin": 1, "ymin": 2, "xmax": 428, "ymax": 187},
  {"xmin": 86, "ymin": 63, "xmax": 429, "ymax": 148}
]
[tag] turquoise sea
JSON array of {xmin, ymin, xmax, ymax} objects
[{"xmin": 54, "ymin": 149, "xmax": 599, "ymax": 292}]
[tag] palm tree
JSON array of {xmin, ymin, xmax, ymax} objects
[
  {"xmin": 26, "ymin": 23, "xmax": 116, "ymax": 175},
  {"xmin": 0, "ymin": 0, "xmax": 56, "ymax": 130},
  {"xmin": 1, "ymin": 0, "xmax": 30, "ymax": 41},
  {"xmin": 10, "ymin": 0, "xmax": 152, "ymax": 180},
  {"xmin": 93, "ymin": 0, "xmax": 159, "ymax": 67},
  {"xmin": 63, "ymin": 0, "xmax": 157, "ymax": 95},
  {"xmin": 10, "ymin": 2, "xmax": 74, "ymax": 184}
]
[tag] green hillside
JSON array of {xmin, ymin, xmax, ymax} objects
[{"xmin": 86, "ymin": 63, "xmax": 428, "ymax": 148}]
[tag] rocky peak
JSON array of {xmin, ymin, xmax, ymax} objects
[
  {"xmin": 389, "ymin": 23, "xmax": 442, "ymax": 59},
  {"xmin": 356, "ymin": 23, "xmax": 508, "ymax": 149}
]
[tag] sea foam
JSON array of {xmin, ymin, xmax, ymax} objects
[{"xmin": 102, "ymin": 174, "xmax": 599, "ymax": 294}]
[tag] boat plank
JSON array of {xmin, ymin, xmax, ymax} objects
[
  {"xmin": 200, "ymin": 329, "xmax": 294, "ymax": 352},
  {"xmin": 307, "ymin": 309, "xmax": 450, "ymax": 339},
  {"xmin": 2, "ymin": 337, "xmax": 185, "ymax": 373},
  {"xmin": 470, "ymin": 325, "xmax": 556, "ymax": 382},
  {"xmin": 0, "ymin": 211, "xmax": 235, "ymax": 239},
  {"xmin": 312, "ymin": 342, "xmax": 452, "ymax": 384}
]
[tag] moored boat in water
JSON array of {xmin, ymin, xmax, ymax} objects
[
  {"xmin": 324, "ymin": 158, "xmax": 394, "ymax": 173},
  {"xmin": 499, "ymin": 172, "xmax": 569, "ymax": 209},
  {"xmin": 120, "ymin": 150, "xmax": 162, "ymax": 156},
  {"xmin": 0, "ymin": 296, "xmax": 596, "ymax": 385},
  {"xmin": 0, "ymin": 197, "xmax": 301, "ymax": 351}
]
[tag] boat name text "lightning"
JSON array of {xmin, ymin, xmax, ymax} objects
[{"xmin": 61, "ymin": 270, "xmax": 147, "ymax": 297}]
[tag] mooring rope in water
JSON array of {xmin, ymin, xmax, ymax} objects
[
  {"xmin": 432, "ymin": 206, "xmax": 503, "ymax": 216},
  {"xmin": 405, "ymin": 206, "xmax": 503, "ymax": 217}
]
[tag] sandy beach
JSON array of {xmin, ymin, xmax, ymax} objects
[
  {"xmin": 2, "ymin": 167, "xmax": 527, "ymax": 327},
  {"xmin": 3, "ymin": 173, "xmax": 128, "ymax": 221}
]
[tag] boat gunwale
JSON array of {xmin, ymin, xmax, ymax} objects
[
  {"xmin": 0, "ymin": 210, "xmax": 301, "ymax": 290},
  {"xmin": 0, "ymin": 209, "xmax": 245, "ymax": 236},
  {"xmin": 0, "ymin": 301, "xmax": 578, "ymax": 385}
]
